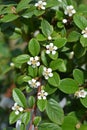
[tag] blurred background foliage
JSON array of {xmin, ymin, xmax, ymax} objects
[{"xmin": 0, "ymin": 0, "xmax": 87, "ymax": 129}]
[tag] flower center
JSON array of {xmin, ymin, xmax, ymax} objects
[
  {"xmin": 31, "ymin": 59, "xmax": 37, "ymax": 65},
  {"xmin": 32, "ymin": 82, "xmax": 36, "ymax": 87},
  {"xmin": 49, "ymin": 46, "xmax": 54, "ymax": 51},
  {"xmin": 15, "ymin": 106, "xmax": 20, "ymax": 110},
  {"xmin": 45, "ymin": 70, "xmax": 49, "ymax": 76}
]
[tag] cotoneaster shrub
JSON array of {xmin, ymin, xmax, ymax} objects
[{"xmin": 0, "ymin": 0, "xmax": 87, "ymax": 130}]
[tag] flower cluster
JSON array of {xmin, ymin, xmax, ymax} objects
[
  {"xmin": 46, "ymin": 43, "xmax": 58, "ymax": 55},
  {"xmin": 27, "ymin": 56, "xmax": 40, "ymax": 68},
  {"xmin": 28, "ymin": 79, "xmax": 40, "ymax": 88},
  {"xmin": 38, "ymin": 90, "xmax": 48, "ymax": 100},
  {"xmin": 43, "ymin": 67, "xmax": 53, "ymax": 79},
  {"xmin": 64, "ymin": 5, "xmax": 76, "ymax": 17},
  {"xmin": 12, "ymin": 103, "xmax": 24, "ymax": 115},
  {"xmin": 35, "ymin": 0, "xmax": 47, "ymax": 10},
  {"xmin": 74, "ymin": 89, "xmax": 87, "ymax": 98},
  {"xmin": 81, "ymin": 27, "xmax": 87, "ymax": 38}
]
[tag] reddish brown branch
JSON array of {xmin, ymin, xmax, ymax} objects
[{"xmin": 28, "ymin": 78, "xmax": 42, "ymax": 130}]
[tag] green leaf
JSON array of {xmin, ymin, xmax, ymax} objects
[
  {"xmin": 38, "ymin": 123, "xmax": 62, "ymax": 130},
  {"xmin": 39, "ymin": 65, "xmax": 44, "ymax": 76},
  {"xmin": 62, "ymin": 115, "xmax": 77, "ymax": 130},
  {"xmin": 80, "ymin": 36, "xmax": 87, "ymax": 47},
  {"xmin": 41, "ymin": 50, "xmax": 48, "ymax": 66},
  {"xmin": 13, "ymin": 54, "xmax": 30, "ymax": 64},
  {"xmin": 33, "ymin": 116, "xmax": 41, "ymax": 127},
  {"xmin": 80, "ymin": 96, "xmax": 87, "ymax": 108},
  {"xmin": 46, "ymin": 99, "xmax": 64, "ymax": 125},
  {"xmin": 54, "ymin": 38, "xmax": 67, "ymax": 48},
  {"xmin": 13, "ymin": 88, "xmax": 27, "ymax": 108},
  {"xmin": 37, "ymin": 99, "xmax": 47, "ymax": 112},
  {"xmin": 28, "ymin": 38, "xmax": 40, "ymax": 56},
  {"xmin": 20, "ymin": 124, "xmax": 25, "ymax": 130},
  {"xmin": 34, "ymin": 10, "xmax": 45, "ymax": 16},
  {"xmin": 41, "ymin": 19, "xmax": 53, "ymax": 37},
  {"xmin": 50, "ymin": 59, "xmax": 66, "ymax": 72},
  {"xmin": 59, "ymin": 78, "xmax": 78, "ymax": 94},
  {"xmin": 73, "ymin": 69, "xmax": 84, "ymax": 85},
  {"xmin": 28, "ymin": 66, "xmax": 38, "ymax": 77},
  {"xmin": 78, "ymin": 4, "xmax": 87, "ymax": 15},
  {"xmin": 17, "ymin": 0, "xmax": 31, "ymax": 12},
  {"xmin": 21, "ymin": 112, "xmax": 31, "ymax": 125},
  {"xmin": 45, "ymin": 83, "xmax": 57, "ymax": 95},
  {"xmin": 48, "ymin": 72, "xmax": 60, "ymax": 87},
  {"xmin": 56, "ymin": 10, "xmax": 64, "ymax": 20},
  {"xmin": 9, "ymin": 111, "xmax": 21, "ymax": 124},
  {"xmin": 22, "ymin": 7, "xmax": 35, "ymax": 18},
  {"xmin": 57, "ymin": 22, "xmax": 64, "ymax": 28},
  {"xmin": 73, "ymin": 14, "xmax": 87, "ymax": 30},
  {"xmin": 48, "ymin": 52, "xmax": 58, "ymax": 60},
  {"xmin": 78, "ymin": 125, "xmax": 87, "ymax": 130},
  {"xmin": 36, "ymin": 34, "xmax": 46, "ymax": 41},
  {"xmin": 1, "ymin": 14, "xmax": 19, "ymax": 22},
  {"xmin": 67, "ymin": 31, "xmax": 80, "ymax": 42},
  {"xmin": 28, "ymin": 96, "xmax": 35, "ymax": 108},
  {"xmin": 73, "ymin": 43, "xmax": 86, "ymax": 58},
  {"xmin": 17, "ymin": 75, "xmax": 31, "ymax": 84},
  {"xmin": 46, "ymin": 0, "xmax": 60, "ymax": 8}
]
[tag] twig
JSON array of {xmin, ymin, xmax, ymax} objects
[{"xmin": 28, "ymin": 78, "xmax": 42, "ymax": 130}]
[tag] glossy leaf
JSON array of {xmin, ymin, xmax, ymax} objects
[
  {"xmin": 68, "ymin": 31, "xmax": 80, "ymax": 42},
  {"xmin": 80, "ymin": 36, "xmax": 87, "ymax": 47},
  {"xmin": 33, "ymin": 116, "xmax": 41, "ymax": 127},
  {"xmin": 22, "ymin": 112, "xmax": 31, "ymax": 125},
  {"xmin": 73, "ymin": 69, "xmax": 84, "ymax": 85},
  {"xmin": 13, "ymin": 54, "xmax": 30, "ymax": 64},
  {"xmin": 1, "ymin": 14, "xmax": 19, "ymax": 22},
  {"xmin": 41, "ymin": 19, "xmax": 53, "ymax": 37},
  {"xmin": 17, "ymin": 0, "xmax": 31, "ymax": 12},
  {"xmin": 41, "ymin": 50, "xmax": 48, "ymax": 66},
  {"xmin": 59, "ymin": 78, "xmax": 78, "ymax": 94},
  {"xmin": 46, "ymin": 99, "xmax": 64, "ymax": 125},
  {"xmin": 54, "ymin": 38, "xmax": 67, "ymax": 48},
  {"xmin": 28, "ymin": 96, "xmax": 35, "ymax": 108},
  {"xmin": 13, "ymin": 88, "xmax": 27, "ymax": 108},
  {"xmin": 50, "ymin": 59, "xmax": 66, "ymax": 72},
  {"xmin": 9, "ymin": 111, "xmax": 21, "ymax": 124},
  {"xmin": 48, "ymin": 72, "xmax": 60, "ymax": 87},
  {"xmin": 45, "ymin": 83, "xmax": 57, "ymax": 95},
  {"xmin": 62, "ymin": 115, "xmax": 77, "ymax": 130},
  {"xmin": 38, "ymin": 123, "xmax": 62, "ymax": 130},
  {"xmin": 28, "ymin": 38, "xmax": 40, "ymax": 56},
  {"xmin": 37, "ymin": 99, "xmax": 47, "ymax": 112},
  {"xmin": 28, "ymin": 66, "xmax": 38, "ymax": 77},
  {"xmin": 80, "ymin": 96, "xmax": 87, "ymax": 108},
  {"xmin": 73, "ymin": 14, "xmax": 87, "ymax": 30}
]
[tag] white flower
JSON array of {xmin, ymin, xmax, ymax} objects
[
  {"xmin": 35, "ymin": 0, "xmax": 47, "ymax": 10},
  {"xmin": 43, "ymin": 67, "xmax": 53, "ymax": 79},
  {"xmin": 82, "ymin": 27, "xmax": 87, "ymax": 38},
  {"xmin": 10, "ymin": 62, "xmax": 15, "ymax": 67},
  {"xmin": 27, "ymin": 56, "xmax": 40, "ymax": 68},
  {"xmin": 28, "ymin": 79, "xmax": 40, "ymax": 88},
  {"xmin": 64, "ymin": 5, "xmax": 76, "ymax": 17},
  {"xmin": 12, "ymin": 103, "xmax": 24, "ymax": 115},
  {"xmin": 75, "ymin": 89, "xmax": 87, "ymax": 98},
  {"xmin": 62, "ymin": 19, "xmax": 67, "ymax": 24},
  {"xmin": 48, "ymin": 36, "xmax": 52, "ymax": 40},
  {"xmin": 38, "ymin": 90, "xmax": 48, "ymax": 100},
  {"xmin": 46, "ymin": 43, "xmax": 58, "ymax": 55}
]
